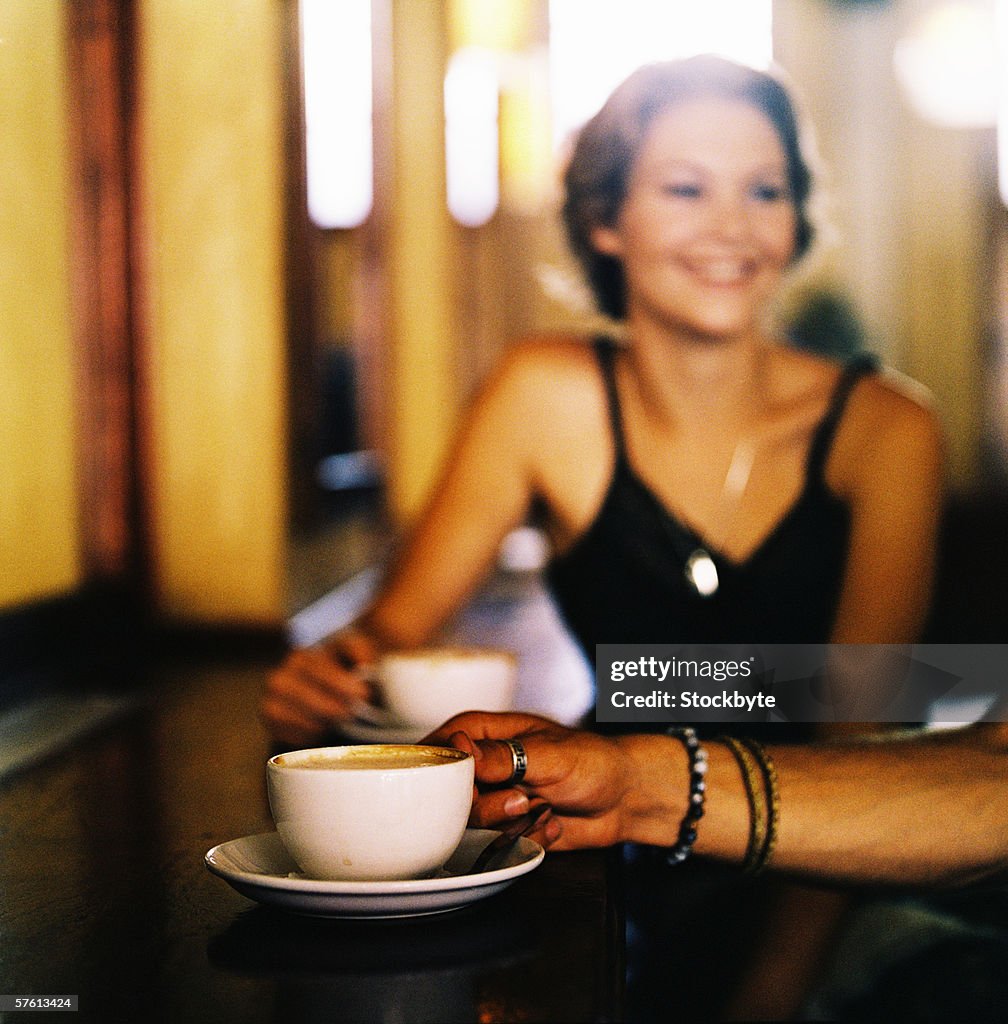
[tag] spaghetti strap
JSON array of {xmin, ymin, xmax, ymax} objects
[
  {"xmin": 593, "ymin": 335, "xmax": 628, "ymax": 461},
  {"xmin": 806, "ymin": 352, "xmax": 879, "ymax": 483}
]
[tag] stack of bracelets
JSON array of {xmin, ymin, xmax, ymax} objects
[
  {"xmin": 720, "ymin": 735, "xmax": 780, "ymax": 875},
  {"xmin": 664, "ymin": 727, "xmax": 780, "ymax": 875}
]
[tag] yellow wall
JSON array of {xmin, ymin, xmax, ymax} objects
[
  {"xmin": 385, "ymin": 0, "xmax": 461, "ymax": 521},
  {"xmin": 137, "ymin": 1, "xmax": 289, "ymax": 624},
  {"xmin": 0, "ymin": 2, "xmax": 82, "ymax": 611}
]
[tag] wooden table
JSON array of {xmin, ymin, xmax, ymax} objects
[{"xmin": 0, "ymin": 655, "xmax": 624, "ymax": 1023}]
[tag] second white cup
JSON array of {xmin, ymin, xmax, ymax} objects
[{"xmin": 368, "ymin": 647, "xmax": 518, "ymax": 731}]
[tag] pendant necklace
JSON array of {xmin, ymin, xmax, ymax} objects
[{"xmin": 684, "ymin": 437, "xmax": 756, "ymax": 598}]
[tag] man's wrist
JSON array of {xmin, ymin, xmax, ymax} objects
[{"xmin": 615, "ymin": 733, "xmax": 690, "ymax": 847}]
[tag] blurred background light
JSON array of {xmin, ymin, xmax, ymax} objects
[
  {"xmin": 892, "ymin": 1, "xmax": 999, "ymax": 130},
  {"xmin": 448, "ymin": 0, "xmax": 532, "ymax": 51},
  {"xmin": 999, "ymin": 0, "xmax": 1008, "ymax": 204},
  {"xmin": 548, "ymin": 0, "xmax": 774, "ymax": 148},
  {"xmin": 445, "ymin": 0, "xmax": 774, "ymax": 224},
  {"xmin": 445, "ymin": 47, "xmax": 501, "ymax": 227},
  {"xmin": 498, "ymin": 50, "xmax": 554, "ymax": 215},
  {"xmin": 302, "ymin": 0, "xmax": 373, "ymax": 229}
]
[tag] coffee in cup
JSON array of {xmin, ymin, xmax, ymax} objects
[
  {"xmin": 367, "ymin": 647, "xmax": 517, "ymax": 731},
  {"xmin": 267, "ymin": 744, "xmax": 474, "ymax": 881}
]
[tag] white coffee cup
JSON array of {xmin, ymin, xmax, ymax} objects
[
  {"xmin": 367, "ymin": 647, "xmax": 518, "ymax": 732},
  {"xmin": 266, "ymin": 744, "xmax": 474, "ymax": 881}
]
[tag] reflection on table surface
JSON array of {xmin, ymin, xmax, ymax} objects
[
  {"xmin": 0, "ymin": 656, "xmax": 623, "ymax": 1023},
  {"xmin": 209, "ymin": 850, "xmax": 616, "ymax": 1024}
]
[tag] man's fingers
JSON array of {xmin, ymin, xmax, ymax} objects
[
  {"xmin": 426, "ymin": 712, "xmax": 558, "ymax": 746},
  {"xmin": 446, "ymin": 730, "xmax": 477, "ymax": 759},
  {"xmin": 542, "ymin": 814, "xmax": 618, "ymax": 852},
  {"xmin": 472, "ymin": 737, "xmax": 537, "ymax": 787},
  {"xmin": 442, "ymin": 730, "xmax": 548, "ymax": 788},
  {"xmin": 468, "ymin": 786, "xmax": 530, "ymax": 828},
  {"xmin": 444, "ymin": 733, "xmax": 532, "ymax": 794},
  {"xmin": 468, "ymin": 790, "xmax": 563, "ymax": 849}
]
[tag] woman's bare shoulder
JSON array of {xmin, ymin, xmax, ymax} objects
[
  {"xmin": 830, "ymin": 358, "xmax": 945, "ymax": 492},
  {"xmin": 769, "ymin": 345, "xmax": 943, "ymax": 492},
  {"xmin": 774, "ymin": 345, "xmax": 942, "ymax": 440},
  {"xmin": 484, "ymin": 333, "xmax": 608, "ymax": 413},
  {"xmin": 849, "ymin": 363, "xmax": 943, "ymax": 446},
  {"xmin": 498, "ymin": 332, "xmax": 603, "ymax": 380},
  {"xmin": 496, "ymin": 334, "xmax": 615, "ymax": 532}
]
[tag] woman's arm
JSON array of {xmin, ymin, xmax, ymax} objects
[
  {"xmin": 828, "ymin": 374, "xmax": 945, "ymax": 644},
  {"xmin": 431, "ymin": 713, "xmax": 1008, "ymax": 887},
  {"xmin": 261, "ymin": 341, "xmax": 575, "ymax": 744},
  {"xmin": 358, "ymin": 343, "xmax": 554, "ymax": 647}
]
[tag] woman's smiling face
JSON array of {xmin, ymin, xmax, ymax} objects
[{"xmin": 591, "ymin": 97, "xmax": 798, "ymax": 342}]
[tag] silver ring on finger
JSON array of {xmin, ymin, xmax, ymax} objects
[{"xmin": 504, "ymin": 738, "xmax": 528, "ymax": 784}]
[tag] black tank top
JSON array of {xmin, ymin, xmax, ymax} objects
[{"xmin": 547, "ymin": 338, "xmax": 877, "ymax": 653}]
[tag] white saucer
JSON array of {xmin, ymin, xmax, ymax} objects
[
  {"xmin": 335, "ymin": 716, "xmax": 430, "ymax": 745},
  {"xmin": 205, "ymin": 830, "xmax": 544, "ymax": 919}
]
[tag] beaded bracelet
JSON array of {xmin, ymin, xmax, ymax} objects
[
  {"xmin": 664, "ymin": 727, "xmax": 707, "ymax": 865},
  {"xmin": 720, "ymin": 735, "xmax": 767, "ymax": 875},
  {"xmin": 739, "ymin": 738, "xmax": 780, "ymax": 876}
]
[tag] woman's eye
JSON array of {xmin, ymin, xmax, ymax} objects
[
  {"xmin": 752, "ymin": 183, "xmax": 789, "ymax": 203},
  {"xmin": 661, "ymin": 182, "xmax": 703, "ymax": 199}
]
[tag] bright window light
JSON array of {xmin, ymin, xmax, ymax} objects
[
  {"xmin": 893, "ymin": 1, "xmax": 999, "ymax": 131},
  {"xmin": 301, "ymin": 0, "xmax": 373, "ymax": 229},
  {"xmin": 445, "ymin": 47, "xmax": 500, "ymax": 227},
  {"xmin": 548, "ymin": 0, "xmax": 774, "ymax": 148},
  {"xmin": 998, "ymin": 0, "xmax": 1008, "ymax": 205}
]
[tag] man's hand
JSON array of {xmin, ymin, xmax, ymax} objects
[{"xmin": 426, "ymin": 712, "xmax": 644, "ymax": 851}]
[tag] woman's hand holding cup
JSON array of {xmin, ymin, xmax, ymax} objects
[{"xmin": 261, "ymin": 626, "xmax": 380, "ymax": 745}]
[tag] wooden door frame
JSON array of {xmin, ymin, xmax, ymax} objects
[
  {"xmin": 64, "ymin": 0, "xmax": 150, "ymax": 600},
  {"xmin": 280, "ymin": 0, "xmax": 327, "ymax": 532}
]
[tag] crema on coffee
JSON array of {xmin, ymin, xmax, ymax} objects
[{"xmin": 276, "ymin": 745, "xmax": 466, "ymax": 771}]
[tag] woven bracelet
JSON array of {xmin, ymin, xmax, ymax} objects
[
  {"xmin": 720, "ymin": 735, "xmax": 767, "ymax": 875},
  {"xmin": 665, "ymin": 727, "xmax": 707, "ymax": 866},
  {"xmin": 738, "ymin": 737, "xmax": 780, "ymax": 876}
]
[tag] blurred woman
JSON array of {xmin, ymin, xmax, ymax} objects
[{"xmin": 263, "ymin": 55, "xmax": 942, "ymax": 740}]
